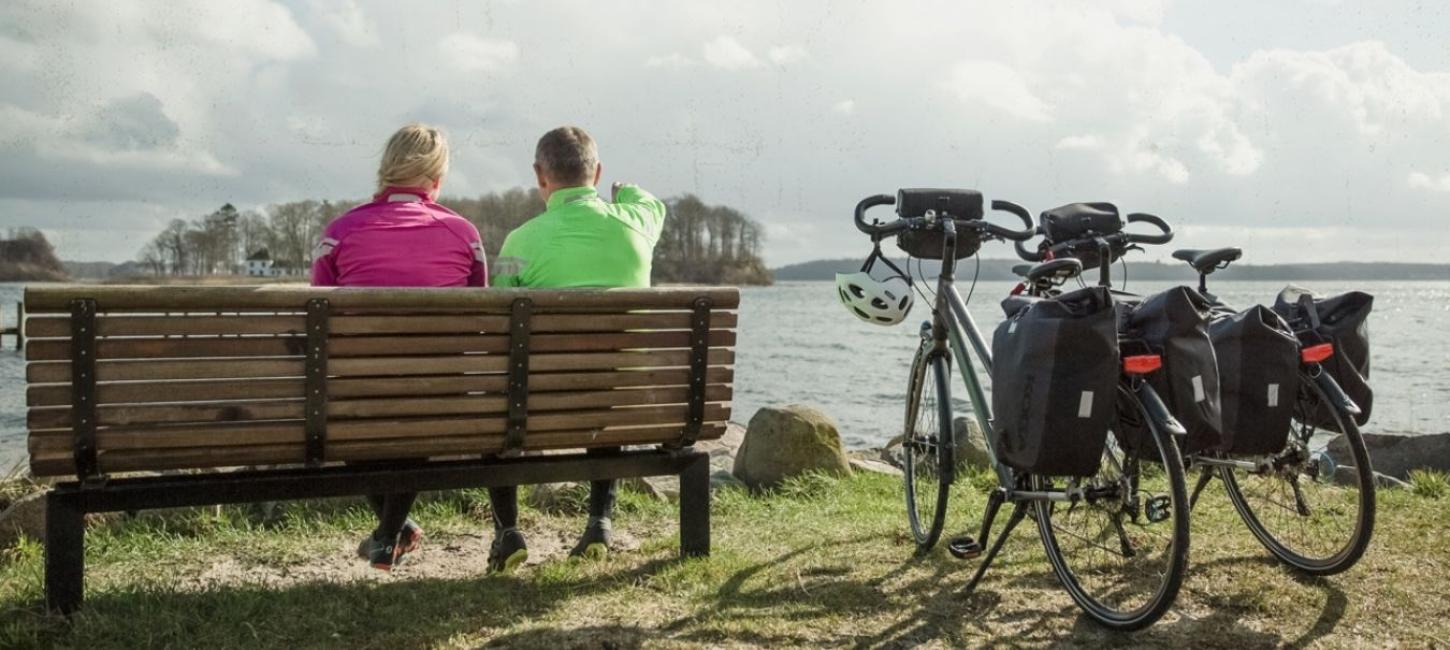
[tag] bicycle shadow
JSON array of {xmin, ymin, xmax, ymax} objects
[{"xmin": 1148, "ymin": 554, "xmax": 1348, "ymax": 648}]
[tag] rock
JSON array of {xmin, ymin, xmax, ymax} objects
[
  {"xmin": 1326, "ymin": 432, "xmax": 1450, "ymax": 481},
  {"xmin": 850, "ymin": 457, "xmax": 904, "ymax": 477},
  {"xmin": 0, "ymin": 492, "xmax": 45, "ymax": 548},
  {"xmin": 952, "ymin": 416, "xmax": 993, "ymax": 471},
  {"xmin": 619, "ymin": 476, "xmax": 678, "ymax": 501},
  {"xmin": 733, "ymin": 405, "xmax": 852, "ymax": 490},
  {"xmin": 523, "ymin": 482, "xmax": 588, "ymax": 514},
  {"xmin": 879, "ymin": 416, "xmax": 992, "ymax": 471}
]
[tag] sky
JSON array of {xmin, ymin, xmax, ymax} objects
[{"xmin": 1, "ymin": 0, "xmax": 1448, "ymax": 267}]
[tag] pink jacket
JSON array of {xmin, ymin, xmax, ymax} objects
[{"xmin": 310, "ymin": 187, "xmax": 488, "ymax": 288}]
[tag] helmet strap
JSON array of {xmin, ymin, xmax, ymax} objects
[{"xmin": 860, "ymin": 240, "xmax": 913, "ymax": 286}]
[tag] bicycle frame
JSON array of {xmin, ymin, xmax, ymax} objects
[{"xmin": 925, "ymin": 220, "xmax": 1184, "ymax": 501}]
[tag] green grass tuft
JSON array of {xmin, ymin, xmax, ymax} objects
[{"xmin": 1407, "ymin": 469, "xmax": 1450, "ymax": 499}]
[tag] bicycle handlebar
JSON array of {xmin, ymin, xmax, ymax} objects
[
  {"xmin": 1015, "ymin": 210, "xmax": 1175, "ymax": 262},
  {"xmin": 852, "ymin": 194, "xmax": 1035, "ymax": 241}
]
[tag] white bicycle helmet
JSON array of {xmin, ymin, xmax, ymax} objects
[
  {"xmin": 837, "ymin": 246, "xmax": 915, "ymax": 326},
  {"xmin": 837, "ymin": 271, "xmax": 913, "ymax": 325}
]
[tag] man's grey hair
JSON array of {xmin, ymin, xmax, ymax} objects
[{"xmin": 535, "ymin": 126, "xmax": 599, "ymax": 186}]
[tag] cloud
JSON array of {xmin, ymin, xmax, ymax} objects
[
  {"xmin": 312, "ymin": 0, "xmax": 378, "ymax": 47},
  {"xmin": 2, "ymin": 1, "xmax": 1450, "ymax": 264},
  {"xmin": 438, "ymin": 34, "xmax": 519, "ymax": 72},
  {"xmin": 702, "ymin": 35, "xmax": 761, "ymax": 70},
  {"xmin": 768, "ymin": 45, "xmax": 808, "ymax": 65},
  {"xmin": 645, "ymin": 53, "xmax": 694, "ymax": 69},
  {"xmin": 1408, "ymin": 171, "xmax": 1450, "ymax": 192},
  {"xmin": 942, "ymin": 60, "xmax": 1054, "ymax": 122}
]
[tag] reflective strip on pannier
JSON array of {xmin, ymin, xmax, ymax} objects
[
  {"xmin": 990, "ymin": 286, "xmax": 1118, "ymax": 477},
  {"xmin": 1210, "ymin": 305, "xmax": 1300, "ymax": 455},
  {"xmin": 1121, "ymin": 286, "xmax": 1224, "ymax": 453},
  {"xmin": 1272, "ymin": 286, "xmax": 1373, "ymax": 430}
]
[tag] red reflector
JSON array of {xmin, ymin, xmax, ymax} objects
[
  {"xmin": 1302, "ymin": 343, "xmax": 1334, "ymax": 364},
  {"xmin": 1123, "ymin": 355, "xmax": 1163, "ymax": 375}
]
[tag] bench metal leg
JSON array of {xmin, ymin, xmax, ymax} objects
[
  {"xmin": 45, "ymin": 492, "xmax": 85, "ymax": 614},
  {"xmin": 679, "ymin": 453, "xmax": 710, "ymax": 558}
]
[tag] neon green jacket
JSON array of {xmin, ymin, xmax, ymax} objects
[{"xmin": 491, "ymin": 185, "xmax": 666, "ymax": 288}]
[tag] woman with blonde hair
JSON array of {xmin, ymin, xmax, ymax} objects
[{"xmin": 312, "ymin": 123, "xmax": 488, "ymax": 570}]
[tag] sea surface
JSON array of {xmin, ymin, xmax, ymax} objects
[{"xmin": 2, "ymin": 280, "xmax": 1448, "ymax": 471}]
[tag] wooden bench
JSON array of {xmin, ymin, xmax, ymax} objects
[{"xmin": 22, "ymin": 285, "xmax": 738, "ymax": 613}]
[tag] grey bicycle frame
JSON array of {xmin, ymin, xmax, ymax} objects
[{"xmin": 922, "ymin": 219, "xmax": 1186, "ymax": 495}]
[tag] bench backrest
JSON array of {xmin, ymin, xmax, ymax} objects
[{"xmin": 24, "ymin": 285, "xmax": 737, "ymax": 479}]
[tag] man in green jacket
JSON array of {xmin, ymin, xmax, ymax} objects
[{"xmin": 486, "ymin": 126, "xmax": 668, "ymax": 573}]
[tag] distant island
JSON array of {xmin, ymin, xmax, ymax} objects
[
  {"xmin": 773, "ymin": 257, "xmax": 1450, "ymax": 282},
  {"xmin": 0, "ymin": 229, "xmax": 68, "ymax": 282},
  {"xmin": 117, "ymin": 191, "xmax": 772, "ymax": 286}
]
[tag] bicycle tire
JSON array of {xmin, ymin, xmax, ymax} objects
[
  {"xmin": 1033, "ymin": 386, "xmax": 1190, "ymax": 631},
  {"xmin": 1220, "ymin": 372, "xmax": 1375, "ymax": 575},
  {"xmin": 902, "ymin": 343, "xmax": 954, "ymax": 551}
]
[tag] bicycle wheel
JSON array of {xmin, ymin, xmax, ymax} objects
[
  {"xmin": 902, "ymin": 343, "xmax": 954, "ymax": 551},
  {"xmin": 1220, "ymin": 373, "xmax": 1375, "ymax": 574},
  {"xmin": 1033, "ymin": 386, "xmax": 1189, "ymax": 631}
]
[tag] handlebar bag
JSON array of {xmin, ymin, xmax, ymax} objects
[
  {"xmin": 1210, "ymin": 305, "xmax": 1301, "ymax": 454},
  {"xmin": 1121, "ymin": 286, "xmax": 1224, "ymax": 454},
  {"xmin": 991, "ymin": 286, "xmax": 1118, "ymax": 477},
  {"xmin": 895, "ymin": 188, "xmax": 983, "ymax": 260},
  {"xmin": 1272, "ymin": 286, "xmax": 1373, "ymax": 430},
  {"xmin": 1041, "ymin": 202, "xmax": 1124, "ymax": 242}
]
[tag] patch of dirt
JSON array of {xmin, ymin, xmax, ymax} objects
[{"xmin": 180, "ymin": 522, "xmax": 647, "ymax": 591}]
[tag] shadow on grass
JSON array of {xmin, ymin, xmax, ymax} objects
[{"xmin": 22, "ymin": 558, "xmax": 681, "ymax": 648}]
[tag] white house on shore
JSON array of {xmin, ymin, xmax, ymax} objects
[{"xmin": 244, "ymin": 249, "xmax": 278, "ymax": 277}]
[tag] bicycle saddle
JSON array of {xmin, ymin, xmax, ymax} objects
[
  {"xmin": 1011, "ymin": 258, "xmax": 1085, "ymax": 284},
  {"xmin": 1172, "ymin": 247, "xmax": 1241, "ymax": 274}
]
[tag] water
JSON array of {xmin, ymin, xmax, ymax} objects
[
  {"xmin": 2, "ymin": 280, "xmax": 1447, "ymax": 470},
  {"xmin": 734, "ymin": 280, "xmax": 1450, "ymax": 448}
]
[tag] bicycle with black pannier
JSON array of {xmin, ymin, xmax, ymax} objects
[{"xmin": 839, "ymin": 190, "xmax": 1189, "ymax": 630}]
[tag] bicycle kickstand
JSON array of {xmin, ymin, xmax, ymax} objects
[
  {"xmin": 948, "ymin": 487, "xmax": 1006, "ymax": 560},
  {"xmin": 962, "ymin": 501, "xmax": 1029, "ymax": 594},
  {"xmin": 1189, "ymin": 465, "xmax": 1215, "ymax": 511}
]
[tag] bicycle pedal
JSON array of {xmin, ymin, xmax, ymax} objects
[
  {"xmin": 1145, "ymin": 495, "xmax": 1172, "ymax": 523},
  {"xmin": 947, "ymin": 536, "xmax": 982, "ymax": 560}
]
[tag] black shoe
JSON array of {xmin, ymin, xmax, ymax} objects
[
  {"xmin": 358, "ymin": 534, "xmax": 408, "ymax": 572},
  {"xmin": 356, "ymin": 519, "xmax": 424, "ymax": 562},
  {"xmin": 569, "ymin": 518, "xmax": 612, "ymax": 560},
  {"xmin": 488, "ymin": 528, "xmax": 529, "ymax": 574}
]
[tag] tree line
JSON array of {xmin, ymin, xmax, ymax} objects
[{"xmin": 133, "ymin": 190, "xmax": 772, "ymax": 284}]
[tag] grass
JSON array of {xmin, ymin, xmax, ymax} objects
[{"xmin": 0, "ymin": 471, "xmax": 1447, "ymax": 648}]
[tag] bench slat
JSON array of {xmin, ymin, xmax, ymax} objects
[
  {"xmin": 28, "ymin": 384, "xmax": 733, "ymax": 429},
  {"xmin": 23, "ymin": 285, "xmax": 741, "ymax": 312},
  {"xmin": 27, "ymin": 349, "xmax": 736, "ymax": 383},
  {"xmin": 25, "ymin": 330, "xmax": 737, "ymax": 361},
  {"xmin": 26, "ymin": 367, "xmax": 735, "ymax": 407},
  {"xmin": 27, "ymin": 422, "xmax": 727, "ymax": 475},
  {"xmin": 29, "ymin": 403, "xmax": 729, "ymax": 450},
  {"xmin": 24, "ymin": 311, "xmax": 738, "ymax": 339}
]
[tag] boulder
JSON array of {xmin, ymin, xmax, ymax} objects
[
  {"xmin": 1326, "ymin": 432, "xmax": 1450, "ymax": 481},
  {"xmin": 0, "ymin": 492, "xmax": 45, "ymax": 548},
  {"xmin": 733, "ymin": 405, "xmax": 852, "ymax": 490},
  {"xmin": 880, "ymin": 416, "xmax": 992, "ymax": 471},
  {"xmin": 523, "ymin": 482, "xmax": 588, "ymax": 514}
]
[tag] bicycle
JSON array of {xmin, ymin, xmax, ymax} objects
[
  {"xmin": 851, "ymin": 190, "xmax": 1190, "ymax": 630},
  {"xmin": 1167, "ymin": 248, "xmax": 1376, "ymax": 575}
]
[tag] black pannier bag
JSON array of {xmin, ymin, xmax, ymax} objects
[
  {"xmin": 991, "ymin": 287, "xmax": 1119, "ymax": 476},
  {"xmin": 1210, "ymin": 306, "xmax": 1301, "ymax": 454},
  {"xmin": 894, "ymin": 188, "xmax": 983, "ymax": 260},
  {"xmin": 1121, "ymin": 286, "xmax": 1224, "ymax": 453},
  {"xmin": 1272, "ymin": 286, "xmax": 1373, "ymax": 430}
]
